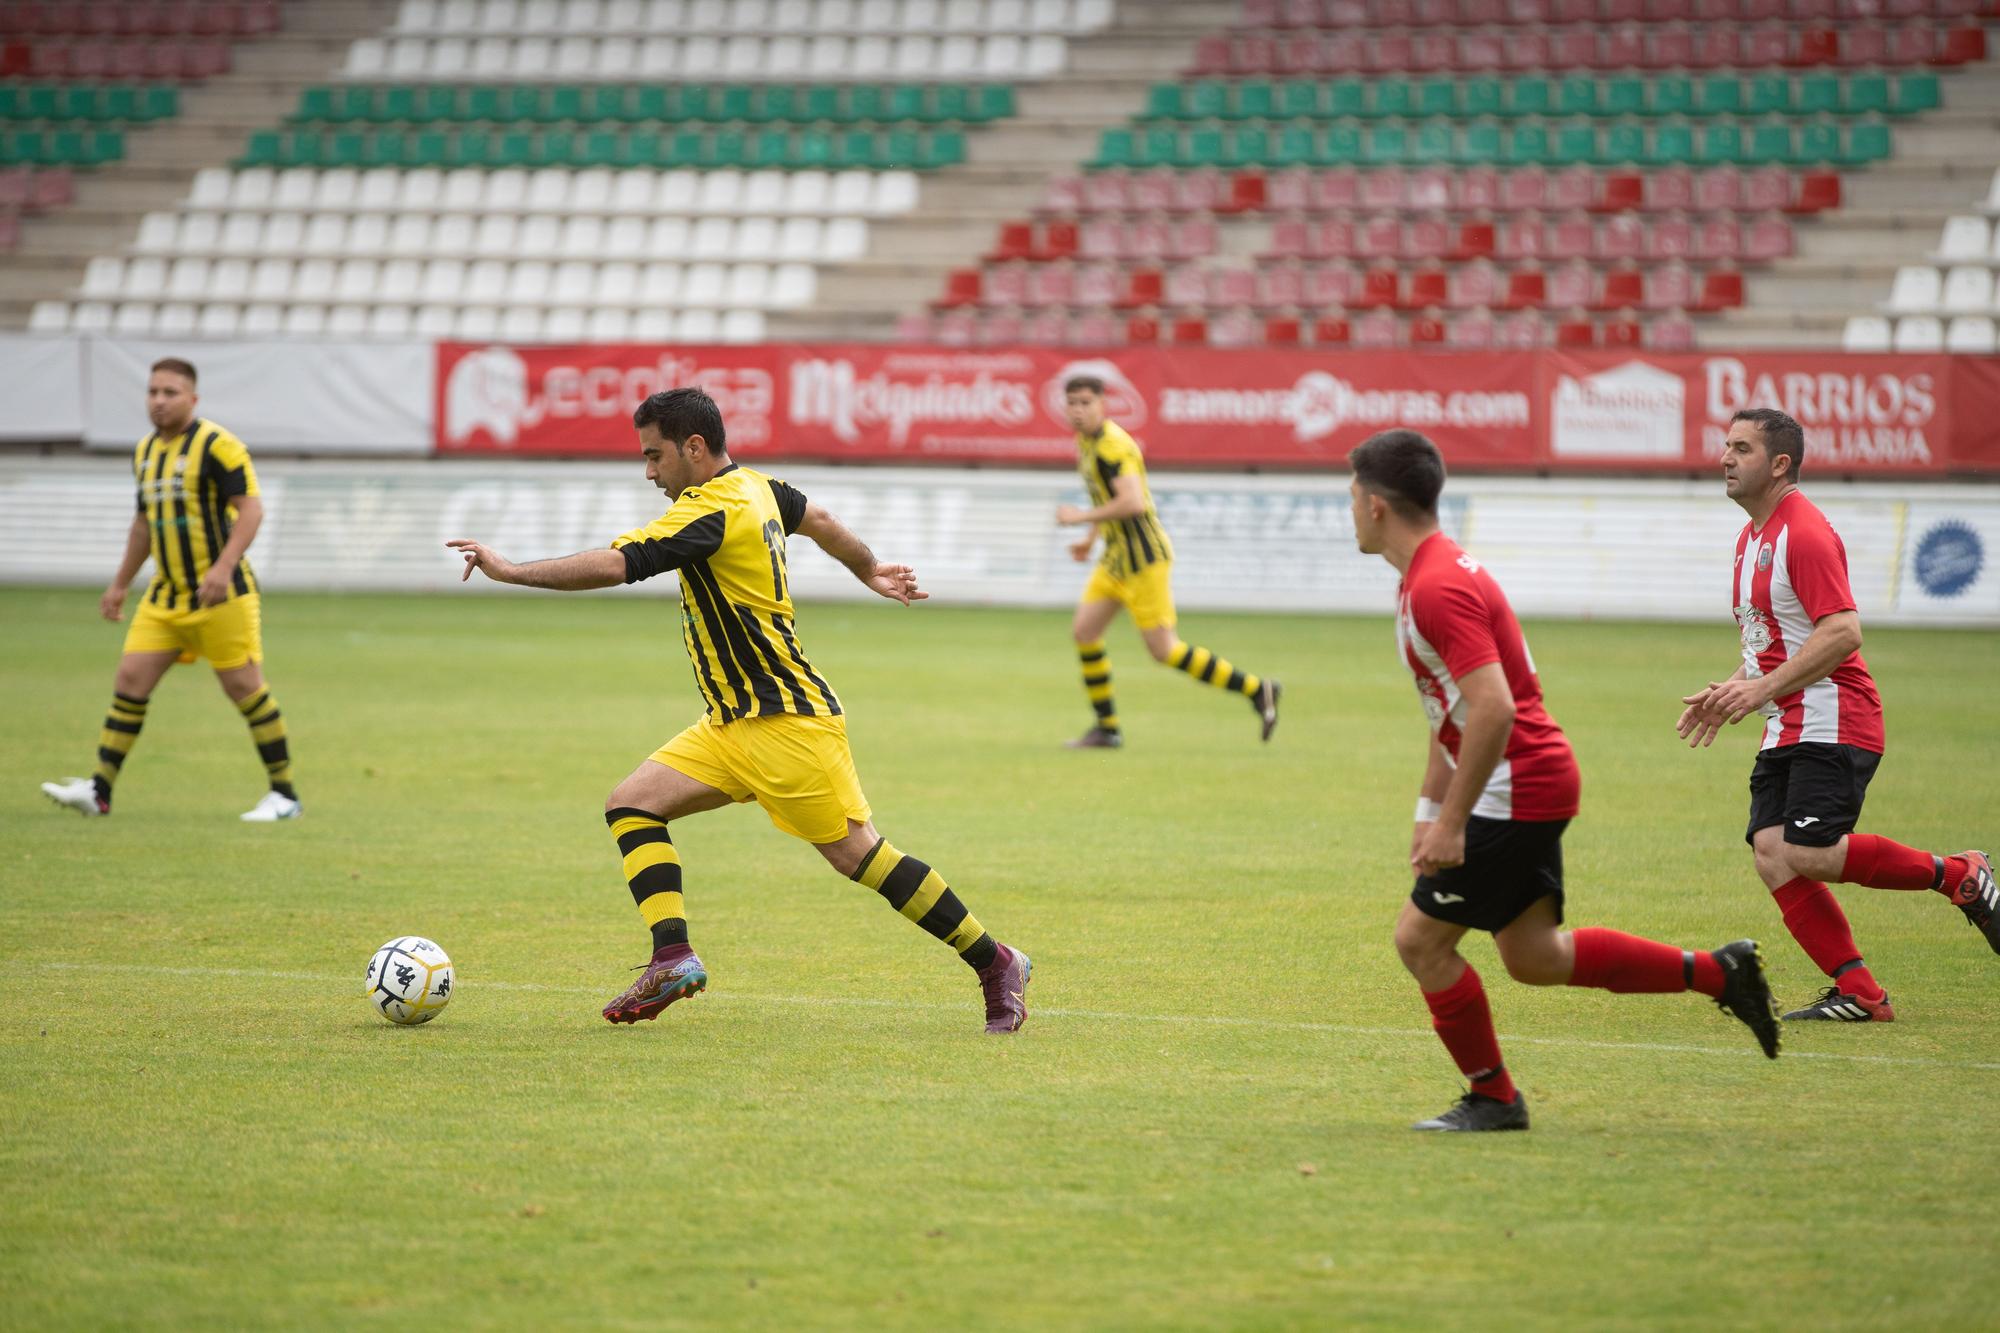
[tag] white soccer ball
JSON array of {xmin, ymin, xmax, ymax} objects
[{"xmin": 365, "ymin": 936, "xmax": 454, "ymax": 1025}]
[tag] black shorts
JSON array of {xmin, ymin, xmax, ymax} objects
[
  {"xmin": 1411, "ymin": 816, "xmax": 1569, "ymax": 933},
  {"xmin": 1745, "ymin": 742, "xmax": 1881, "ymax": 848}
]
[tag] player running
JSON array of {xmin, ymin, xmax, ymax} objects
[
  {"xmin": 1351, "ymin": 429, "xmax": 1780, "ymax": 1133},
  {"xmin": 1677, "ymin": 407, "xmax": 1997, "ymax": 1023},
  {"xmin": 40, "ymin": 357, "xmax": 300, "ymax": 822},
  {"xmin": 448, "ymin": 386, "xmax": 1031, "ymax": 1033},
  {"xmin": 1054, "ymin": 374, "xmax": 1280, "ymax": 748}
]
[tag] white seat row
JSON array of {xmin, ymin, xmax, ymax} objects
[
  {"xmin": 1883, "ymin": 264, "xmax": 2000, "ymax": 316},
  {"xmin": 343, "ymin": 32, "xmax": 1067, "ymax": 80},
  {"xmin": 33, "ymin": 300, "xmax": 769, "ymax": 343},
  {"xmin": 79, "ymin": 256, "xmax": 817, "ymax": 310},
  {"xmin": 394, "ymin": 0, "xmax": 1113, "ymax": 34},
  {"xmin": 1929, "ymin": 215, "xmax": 2000, "ymax": 265},
  {"xmin": 133, "ymin": 211, "xmax": 869, "ymax": 263},
  {"xmin": 186, "ymin": 167, "xmax": 918, "ymax": 219},
  {"xmin": 1843, "ymin": 314, "xmax": 1997, "ymax": 353}
]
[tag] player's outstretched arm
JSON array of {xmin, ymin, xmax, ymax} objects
[
  {"xmin": 795, "ymin": 502, "xmax": 929, "ymax": 606},
  {"xmin": 1056, "ymin": 473, "xmax": 1148, "ymax": 527},
  {"xmin": 1676, "ymin": 662, "xmax": 1746, "ymax": 748},
  {"xmin": 101, "ymin": 513, "xmax": 152, "ymax": 621},
  {"xmin": 1701, "ymin": 610, "xmax": 1861, "ymax": 727},
  {"xmin": 446, "ymin": 540, "xmax": 626, "ymax": 591}
]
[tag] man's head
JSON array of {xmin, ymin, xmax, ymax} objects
[
  {"xmin": 1347, "ymin": 429, "xmax": 1445, "ymax": 555},
  {"xmin": 1063, "ymin": 375, "xmax": 1107, "ymax": 437},
  {"xmin": 633, "ymin": 386, "xmax": 728, "ymax": 497},
  {"xmin": 147, "ymin": 357, "xmax": 198, "ymax": 435},
  {"xmin": 1722, "ymin": 407, "xmax": 1805, "ymax": 507}
]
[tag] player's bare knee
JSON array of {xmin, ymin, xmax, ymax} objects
[
  {"xmin": 1500, "ymin": 948, "xmax": 1566, "ymax": 987},
  {"xmin": 1146, "ymin": 637, "xmax": 1179, "ymax": 664}
]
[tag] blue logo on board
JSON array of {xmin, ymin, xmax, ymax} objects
[{"xmin": 1913, "ymin": 521, "xmax": 1983, "ymax": 599}]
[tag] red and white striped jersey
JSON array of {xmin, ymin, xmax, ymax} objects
[
  {"xmin": 1731, "ymin": 490, "xmax": 1884, "ymax": 753},
  {"xmin": 1396, "ymin": 533, "xmax": 1580, "ymax": 823}
]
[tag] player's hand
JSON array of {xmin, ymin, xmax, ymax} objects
[
  {"xmin": 446, "ymin": 539, "xmax": 515, "ymax": 584},
  {"xmin": 1055, "ymin": 504, "xmax": 1089, "ymax": 527},
  {"xmin": 99, "ymin": 584, "xmax": 126, "ymax": 622},
  {"xmin": 1675, "ymin": 685, "xmax": 1725, "ymax": 747},
  {"xmin": 1412, "ymin": 820, "xmax": 1466, "ymax": 876},
  {"xmin": 1410, "ymin": 819, "xmax": 1434, "ymax": 866},
  {"xmin": 195, "ymin": 566, "xmax": 232, "ymax": 608},
  {"xmin": 1698, "ymin": 677, "xmax": 1770, "ymax": 727},
  {"xmin": 865, "ymin": 562, "xmax": 928, "ymax": 606},
  {"xmin": 1067, "ymin": 536, "xmax": 1095, "ymax": 563}
]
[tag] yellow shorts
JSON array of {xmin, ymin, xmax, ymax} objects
[
  {"xmin": 1081, "ymin": 560, "xmax": 1177, "ymax": 631},
  {"xmin": 122, "ymin": 593, "xmax": 264, "ymax": 671},
  {"xmin": 652, "ymin": 712, "xmax": 872, "ymax": 845}
]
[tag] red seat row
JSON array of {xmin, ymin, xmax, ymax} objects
[
  {"xmin": 0, "ymin": 1, "xmax": 278, "ymax": 37},
  {"xmin": 1043, "ymin": 166, "xmax": 1839, "ymax": 217},
  {"xmin": 1261, "ymin": 212, "xmax": 1794, "ymax": 262},
  {"xmin": 1190, "ymin": 24, "xmax": 1987, "ymax": 74},
  {"xmin": 0, "ymin": 165, "xmax": 74, "ymax": 212},
  {"xmin": 1241, "ymin": 0, "xmax": 1994, "ymax": 26},
  {"xmin": 0, "ymin": 39, "xmax": 234, "ymax": 80},
  {"xmin": 903, "ymin": 307, "xmax": 1700, "ymax": 350}
]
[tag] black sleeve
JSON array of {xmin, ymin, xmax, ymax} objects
[
  {"xmin": 768, "ymin": 479, "xmax": 808, "ymax": 536},
  {"xmin": 620, "ymin": 510, "xmax": 727, "ymax": 584}
]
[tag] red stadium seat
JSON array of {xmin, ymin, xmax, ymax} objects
[
  {"xmin": 1118, "ymin": 267, "xmax": 1164, "ymax": 308},
  {"xmin": 1551, "ymin": 30, "xmax": 1597, "ymax": 69},
  {"xmin": 1357, "ymin": 267, "xmax": 1401, "ymax": 308},
  {"xmin": 1603, "ymin": 317, "xmax": 1643, "ymax": 347},
  {"xmin": 1222, "ymin": 172, "xmax": 1267, "ymax": 214},
  {"xmin": 1549, "ymin": 167, "xmax": 1597, "ymax": 212},
  {"xmin": 1887, "ymin": 26, "xmax": 1934, "ymax": 63},
  {"xmin": 1260, "ymin": 263, "xmax": 1306, "ymax": 306},
  {"xmin": 1594, "ymin": 173, "xmax": 1644, "ymax": 214},
  {"xmin": 1450, "ymin": 220, "xmax": 1497, "ymax": 261},
  {"xmin": 1499, "ymin": 215, "xmax": 1548, "ymax": 261},
  {"xmin": 980, "ymin": 265, "xmax": 1028, "ymax": 307},
  {"xmin": 1028, "ymin": 263, "xmax": 1074, "ymax": 307},
  {"xmin": 1788, "ymin": 27, "xmax": 1838, "ymax": 65},
  {"xmin": 1264, "ymin": 316, "xmax": 1304, "ymax": 345},
  {"xmin": 1785, "ymin": 171, "xmax": 1840, "ymax": 214},
  {"xmin": 1458, "ymin": 167, "xmax": 1501, "ymax": 211},
  {"xmin": 1406, "ymin": 216, "xmax": 1451, "ymax": 259},
  {"xmin": 1745, "ymin": 215, "xmax": 1794, "ymax": 260},
  {"xmin": 1037, "ymin": 219, "xmax": 1079, "ymax": 261},
  {"xmin": 1598, "ymin": 27, "xmax": 1645, "ymax": 67},
  {"xmin": 1125, "ymin": 313, "xmax": 1160, "ymax": 343},
  {"xmin": 1934, "ymin": 26, "xmax": 1987, "ymax": 64},
  {"xmin": 1306, "ymin": 262, "xmax": 1360, "ymax": 305},
  {"xmin": 1649, "ymin": 312, "xmax": 1696, "ymax": 349},
  {"xmin": 1838, "ymin": 26, "xmax": 1888, "ymax": 65},
  {"xmin": 936, "ymin": 268, "xmax": 981, "ymax": 309},
  {"xmin": 1743, "ymin": 167, "xmax": 1790, "ymax": 212},
  {"xmin": 1694, "ymin": 268, "xmax": 1745, "ymax": 310},
  {"xmin": 1312, "ymin": 316, "xmax": 1352, "ymax": 345},
  {"xmin": 1448, "ymin": 311, "xmax": 1496, "ymax": 348},
  {"xmin": 1405, "ymin": 267, "xmax": 1449, "ymax": 308},
  {"xmin": 1645, "ymin": 261, "xmax": 1695, "ymax": 308},
  {"xmin": 1646, "ymin": 215, "xmax": 1695, "ymax": 259},
  {"xmin": 985, "ymin": 222, "xmax": 1033, "ymax": 263},
  {"xmin": 1169, "ymin": 314, "xmax": 1208, "ymax": 345},
  {"xmin": 1695, "ymin": 214, "xmax": 1742, "ymax": 260},
  {"xmin": 1596, "ymin": 268, "xmax": 1644, "ymax": 309},
  {"xmin": 1556, "ymin": 318, "xmax": 1597, "ymax": 347},
  {"xmin": 1646, "ymin": 167, "xmax": 1696, "ymax": 212},
  {"xmin": 1598, "ymin": 213, "xmax": 1645, "ymax": 260},
  {"xmin": 1647, "ymin": 26, "xmax": 1695, "ymax": 67},
  {"xmin": 1409, "ymin": 312, "xmax": 1447, "ymax": 345},
  {"xmin": 1448, "ymin": 262, "xmax": 1500, "ymax": 307}
]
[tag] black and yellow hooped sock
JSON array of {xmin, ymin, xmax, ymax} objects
[
  {"xmin": 1077, "ymin": 639, "xmax": 1119, "ymax": 733},
  {"xmin": 607, "ymin": 806, "xmax": 687, "ymax": 951},
  {"xmin": 92, "ymin": 691, "xmax": 149, "ymax": 802},
  {"xmin": 235, "ymin": 686, "xmax": 297, "ymax": 800},
  {"xmin": 850, "ymin": 839, "xmax": 998, "ymax": 970},
  {"xmin": 1165, "ymin": 641, "xmax": 1260, "ymax": 698}
]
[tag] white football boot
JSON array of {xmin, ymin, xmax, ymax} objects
[
  {"xmin": 41, "ymin": 776, "xmax": 107, "ymax": 816},
  {"xmin": 240, "ymin": 790, "xmax": 302, "ymax": 822}
]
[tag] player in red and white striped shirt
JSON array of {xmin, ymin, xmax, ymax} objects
[
  {"xmin": 1352, "ymin": 430, "xmax": 1781, "ymax": 1133},
  {"xmin": 1678, "ymin": 408, "xmax": 1998, "ymax": 1023}
]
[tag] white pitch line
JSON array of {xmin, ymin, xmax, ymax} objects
[{"xmin": 16, "ymin": 960, "xmax": 2000, "ymax": 1073}]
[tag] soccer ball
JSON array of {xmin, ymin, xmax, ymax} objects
[{"xmin": 365, "ymin": 936, "xmax": 454, "ymax": 1025}]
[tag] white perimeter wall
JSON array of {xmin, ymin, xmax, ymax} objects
[{"xmin": 4, "ymin": 457, "xmax": 1998, "ymax": 627}]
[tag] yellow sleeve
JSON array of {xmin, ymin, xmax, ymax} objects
[
  {"xmin": 611, "ymin": 490, "xmax": 728, "ymax": 584},
  {"xmin": 206, "ymin": 430, "xmax": 259, "ymax": 499}
]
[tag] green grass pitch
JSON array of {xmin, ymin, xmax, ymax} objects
[{"xmin": 3, "ymin": 585, "xmax": 1997, "ymax": 1329}]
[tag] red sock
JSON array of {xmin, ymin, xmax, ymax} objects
[
  {"xmin": 1938, "ymin": 855, "xmax": 1973, "ymax": 901},
  {"xmin": 1421, "ymin": 964, "xmax": 1516, "ymax": 1103},
  {"xmin": 1771, "ymin": 877, "xmax": 1885, "ymax": 1002},
  {"xmin": 1567, "ymin": 927, "xmax": 1716, "ymax": 995},
  {"xmin": 1840, "ymin": 834, "xmax": 1940, "ymax": 891}
]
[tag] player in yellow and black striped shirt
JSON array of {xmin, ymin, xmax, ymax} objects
[
  {"xmin": 449, "ymin": 386, "xmax": 1031, "ymax": 1034},
  {"xmin": 39, "ymin": 357, "xmax": 300, "ymax": 822},
  {"xmin": 1054, "ymin": 374, "xmax": 1281, "ymax": 749}
]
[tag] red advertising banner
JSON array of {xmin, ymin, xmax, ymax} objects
[{"xmin": 436, "ymin": 342, "xmax": 2000, "ymax": 475}]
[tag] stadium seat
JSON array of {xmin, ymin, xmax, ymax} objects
[
  {"xmin": 1891, "ymin": 314, "xmax": 1943, "ymax": 351},
  {"xmin": 1945, "ymin": 315, "xmax": 1997, "ymax": 354},
  {"xmin": 1885, "ymin": 265, "xmax": 1942, "ymax": 314}
]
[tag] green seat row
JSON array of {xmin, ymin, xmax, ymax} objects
[
  {"xmin": 0, "ymin": 129, "xmax": 125, "ymax": 167},
  {"xmin": 291, "ymin": 82, "xmax": 1016, "ymax": 128},
  {"xmin": 1089, "ymin": 119, "xmax": 1891, "ymax": 170},
  {"xmin": 1143, "ymin": 73, "xmax": 1940, "ymax": 124},
  {"xmin": 0, "ymin": 84, "xmax": 179, "ymax": 123},
  {"xmin": 238, "ymin": 126, "xmax": 968, "ymax": 171}
]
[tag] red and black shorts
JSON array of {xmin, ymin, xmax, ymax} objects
[
  {"xmin": 1746, "ymin": 741, "xmax": 1882, "ymax": 849},
  {"xmin": 1411, "ymin": 816, "xmax": 1569, "ymax": 933}
]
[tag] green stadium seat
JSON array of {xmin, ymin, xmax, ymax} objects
[
  {"xmin": 802, "ymin": 84, "xmax": 840, "ymax": 122},
  {"xmin": 841, "ymin": 85, "xmax": 881, "ymax": 124},
  {"xmin": 1182, "ymin": 126, "xmax": 1224, "ymax": 167},
  {"xmin": 1697, "ymin": 76, "xmax": 1741, "ymax": 117},
  {"xmin": 95, "ymin": 86, "xmax": 135, "ymax": 121},
  {"xmin": 1458, "ymin": 121, "xmax": 1502, "ymax": 163},
  {"xmin": 280, "ymin": 130, "xmax": 323, "ymax": 168},
  {"xmin": 580, "ymin": 129, "xmax": 620, "ymax": 166},
  {"xmin": 794, "ymin": 129, "xmax": 834, "ymax": 167},
  {"xmin": 752, "ymin": 86, "xmax": 797, "ymax": 123},
  {"xmin": 374, "ymin": 86, "xmax": 417, "ymax": 124},
  {"xmin": 1796, "ymin": 75, "xmax": 1841, "ymax": 116},
  {"xmin": 829, "ymin": 129, "xmax": 875, "ymax": 168},
  {"xmin": 1370, "ymin": 82, "xmax": 1411, "ymax": 119},
  {"xmin": 1558, "ymin": 77, "xmax": 1597, "ymax": 117},
  {"xmin": 587, "ymin": 85, "xmax": 626, "ymax": 122},
  {"xmin": 49, "ymin": 129, "xmax": 85, "ymax": 164},
  {"xmin": 460, "ymin": 86, "xmax": 503, "ymax": 122},
  {"xmin": 1278, "ymin": 80, "xmax": 1318, "ymax": 119},
  {"xmin": 0, "ymin": 88, "xmax": 17, "ymax": 120},
  {"xmin": 543, "ymin": 86, "xmax": 584, "ymax": 123},
  {"xmin": 929, "ymin": 85, "xmax": 968, "ymax": 123},
  {"xmin": 1796, "ymin": 122, "xmax": 1839, "ymax": 164},
  {"xmin": 621, "ymin": 128, "xmax": 663, "ymax": 167},
  {"xmin": 1603, "ymin": 79, "xmax": 1646, "ymax": 119},
  {"xmin": 884, "ymin": 85, "xmax": 923, "ymax": 123},
  {"xmin": 2, "ymin": 131, "xmax": 46, "ymax": 166},
  {"xmin": 881, "ymin": 128, "xmax": 921, "ymax": 167},
  {"xmin": 89, "ymin": 129, "xmax": 123, "ymax": 165},
  {"xmin": 293, "ymin": 86, "xmax": 334, "ymax": 123},
  {"xmin": 237, "ymin": 129, "xmax": 281, "ymax": 167},
  {"xmin": 1416, "ymin": 79, "xmax": 1457, "ymax": 119},
  {"xmin": 410, "ymin": 129, "xmax": 449, "ymax": 167},
  {"xmin": 1748, "ymin": 123, "xmax": 1795, "ymax": 165},
  {"xmin": 1326, "ymin": 81, "xmax": 1365, "ymax": 118},
  {"xmin": 448, "ymin": 129, "xmax": 493, "ymax": 167},
  {"xmin": 1322, "ymin": 123, "xmax": 1361, "ymax": 163},
  {"xmin": 1697, "ymin": 122, "xmax": 1745, "ymax": 164},
  {"xmin": 1412, "ymin": 121, "xmax": 1452, "ymax": 164},
  {"xmin": 1746, "ymin": 76, "xmax": 1791, "ymax": 116},
  {"xmin": 1507, "ymin": 78, "xmax": 1552, "ymax": 118},
  {"xmin": 1143, "ymin": 83, "xmax": 1182, "ymax": 120},
  {"xmin": 666, "ymin": 129, "xmax": 706, "ymax": 166},
  {"xmin": 23, "ymin": 85, "xmax": 58, "ymax": 120},
  {"xmin": 1187, "ymin": 81, "xmax": 1227, "ymax": 120},
  {"xmin": 1844, "ymin": 74, "xmax": 1889, "ymax": 115},
  {"xmin": 1843, "ymin": 121, "xmax": 1890, "ymax": 163},
  {"xmin": 921, "ymin": 129, "xmax": 965, "ymax": 168},
  {"xmin": 364, "ymin": 130, "xmax": 407, "ymax": 167},
  {"xmin": 1364, "ymin": 123, "xmax": 1407, "ymax": 164},
  {"xmin": 1603, "ymin": 122, "xmax": 1644, "ymax": 164},
  {"xmin": 1275, "ymin": 123, "xmax": 1316, "ymax": 166},
  {"xmin": 1461, "ymin": 78, "xmax": 1504, "ymax": 119},
  {"xmin": 1646, "ymin": 122, "xmax": 1694, "ymax": 165},
  {"xmin": 676, "ymin": 84, "xmax": 711, "ymax": 119},
  {"xmin": 972, "ymin": 85, "xmax": 1013, "ymax": 121},
  {"xmin": 501, "ymin": 86, "xmax": 539, "ymax": 122},
  {"xmin": 1503, "ymin": 123, "xmax": 1551, "ymax": 164},
  {"xmin": 326, "ymin": 131, "xmax": 367, "ymax": 168},
  {"xmin": 1226, "ymin": 125, "xmax": 1270, "ymax": 166},
  {"xmin": 417, "ymin": 86, "xmax": 455, "ymax": 122},
  {"xmin": 751, "ymin": 128, "xmax": 790, "ymax": 167},
  {"xmin": 494, "ymin": 130, "xmax": 534, "ymax": 167},
  {"xmin": 1554, "ymin": 122, "xmax": 1597, "ymax": 165},
  {"xmin": 1648, "ymin": 77, "xmax": 1692, "ymax": 118},
  {"xmin": 629, "ymin": 86, "xmax": 668, "ymax": 122},
  {"xmin": 717, "ymin": 86, "xmax": 754, "ymax": 121},
  {"xmin": 708, "ymin": 128, "xmax": 748, "ymax": 166},
  {"xmin": 1091, "ymin": 127, "xmax": 1135, "ymax": 168},
  {"xmin": 1139, "ymin": 125, "xmax": 1178, "ymax": 166},
  {"xmin": 1229, "ymin": 80, "xmax": 1275, "ymax": 120},
  {"xmin": 1892, "ymin": 74, "xmax": 1939, "ymax": 115}
]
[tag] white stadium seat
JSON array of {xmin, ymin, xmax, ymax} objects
[
  {"xmin": 1892, "ymin": 315, "xmax": 1943, "ymax": 352},
  {"xmin": 294, "ymin": 258, "xmax": 338, "ymax": 301},
  {"xmin": 455, "ymin": 306, "xmax": 501, "ymax": 338},
  {"xmin": 741, "ymin": 170, "xmax": 786, "ymax": 214},
  {"xmin": 499, "ymin": 306, "xmax": 544, "ymax": 340},
  {"xmin": 769, "ymin": 263, "xmax": 816, "ymax": 306},
  {"xmin": 229, "ymin": 169, "xmax": 274, "ymax": 209},
  {"xmin": 188, "ymin": 168, "xmax": 232, "ymax": 209},
  {"xmin": 443, "ymin": 168, "xmax": 487, "ymax": 211},
  {"xmin": 346, "ymin": 213, "xmax": 391, "ymax": 255},
  {"xmin": 1938, "ymin": 216, "xmax": 1991, "ymax": 262},
  {"xmin": 283, "ymin": 304, "xmax": 327, "ymax": 337},
  {"xmin": 646, "ymin": 216, "xmax": 690, "ymax": 253},
  {"xmin": 274, "ymin": 168, "xmax": 316, "ymax": 210},
  {"xmin": 302, "ymin": 214, "xmax": 349, "ymax": 257},
  {"xmin": 369, "ymin": 304, "xmax": 416, "ymax": 338},
  {"xmin": 427, "ymin": 36, "xmax": 472, "ymax": 76},
  {"xmin": 179, "ymin": 213, "xmax": 221, "ymax": 255},
  {"xmin": 388, "ymin": 214, "xmax": 435, "ymax": 255},
  {"xmin": 28, "ymin": 300, "xmax": 69, "ymax": 332},
  {"xmin": 544, "ymin": 307, "xmax": 588, "ymax": 341},
  {"xmin": 381, "ymin": 258, "xmax": 424, "ymax": 294},
  {"xmin": 1941, "ymin": 265, "xmax": 1993, "ymax": 314},
  {"xmin": 682, "ymin": 263, "xmax": 726, "ymax": 306},
  {"xmin": 479, "ymin": 0, "xmax": 520, "ymax": 30},
  {"xmin": 81, "ymin": 256, "xmax": 126, "ymax": 298},
  {"xmin": 71, "ymin": 301, "xmax": 113, "ymax": 332},
  {"xmin": 828, "ymin": 170, "xmax": 872, "ymax": 215},
  {"xmin": 720, "ymin": 309, "xmax": 766, "ymax": 343},
  {"xmin": 725, "ymin": 262, "xmax": 770, "ymax": 305},
  {"xmin": 822, "ymin": 217, "xmax": 868, "ymax": 259},
  {"xmin": 632, "ymin": 308, "xmax": 674, "ymax": 338},
  {"xmin": 415, "ymin": 304, "xmax": 458, "ymax": 337},
  {"xmin": 344, "ymin": 38, "xmax": 385, "ymax": 77},
  {"xmin": 472, "ymin": 214, "xmax": 518, "ymax": 257},
  {"xmin": 612, "ymin": 169, "xmax": 656, "ymax": 213},
  {"xmin": 327, "ymin": 304, "xmax": 370, "ymax": 337},
  {"xmin": 1885, "ymin": 265, "xmax": 1941, "ymax": 314},
  {"xmin": 197, "ymin": 303, "xmax": 241, "ymax": 337},
  {"xmin": 314, "ymin": 168, "xmax": 359, "ymax": 210},
  {"xmin": 264, "ymin": 213, "xmax": 305, "ymax": 254},
  {"xmin": 587, "ymin": 308, "xmax": 632, "ymax": 341},
  {"xmin": 465, "ymin": 259, "xmax": 509, "ymax": 303},
  {"xmin": 155, "ymin": 303, "xmax": 198, "ymax": 336},
  {"xmin": 360, "ymin": 167, "xmax": 405, "ymax": 210},
  {"xmin": 677, "ymin": 308, "xmax": 720, "ymax": 340},
  {"xmin": 210, "ymin": 258, "xmax": 252, "ymax": 300},
  {"xmin": 640, "ymin": 261, "xmax": 682, "ymax": 304},
  {"xmin": 690, "ymin": 216, "xmax": 735, "ymax": 259},
  {"xmin": 519, "ymin": 214, "xmax": 563, "ymax": 258},
  {"xmin": 241, "ymin": 303, "xmax": 283, "ymax": 335},
  {"xmin": 134, "ymin": 212, "xmax": 179, "ymax": 254},
  {"xmin": 1945, "ymin": 315, "xmax": 1997, "ymax": 353},
  {"xmin": 507, "ymin": 260, "xmax": 552, "ymax": 303},
  {"xmin": 219, "ymin": 213, "xmax": 265, "ymax": 254},
  {"xmin": 396, "ymin": 0, "xmax": 437, "ymax": 28},
  {"xmin": 553, "ymin": 261, "xmax": 596, "ymax": 304},
  {"xmin": 593, "ymin": 262, "xmax": 639, "ymax": 303},
  {"xmin": 335, "ymin": 259, "xmax": 381, "ymax": 301},
  {"xmin": 604, "ymin": 216, "xmax": 647, "ymax": 258},
  {"xmin": 113, "ymin": 302, "xmax": 157, "ymax": 335},
  {"xmin": 165, "ymin": 257, "xmax": 210, "ymax": 300},
  {"xmin": 250, "ymin": 259, "xmax": 294, "ymax": 301},
  {"xmin": 125, "ymin": 258, "xmax": 167, "ymax": 298},
  {"xmin": 434, "ymin": 215, "xmax": 476, "ymax": 253},
  {"xmin": 524, "ymin": 168, "xmax": 568, "ymax": 212},
  {"xmin": 559, "ymin": 215, "xmax": 606, "ymax": 259}
]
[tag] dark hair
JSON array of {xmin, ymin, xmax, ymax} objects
[
  {"xmin": 633, "ymin": 385, "xmax": 726, "ymax": 455},
  {"xmin": 1348, "ymin": 429, "xmax": 1446, "ymax": 518},
  {"xmin": 1063, "ymin": 375, "xmax": 1105, "ymax": 396},
  {"xmin": 150, "ymin": 357, "xmax": 197, "ymax": 383},
  {"xmin": 1731, "ymin": 407, "xmax": 1805, "ymax": 478}
]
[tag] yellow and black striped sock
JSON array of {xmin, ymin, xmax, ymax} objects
[
  {"xmin": 1078, "ymin": 638, "xmax": 1119, "ymax": 733},
  {"xmin": 1165, "ymin": 641, "xmax": 1260, "ymax": 698},
  {"xmin": 607, "ymin": 806, "xmax": 687, "ymax": 951},
  {"xmin": 92, "ymin": 691, "xmax": 149, "ymax": 803},
  {"xmin": 849, "ymin": 839, "xmax": 998, "ymax": 970},
  {"xmin": 235, "ymin": 686, "xmax": 297, "ymax": 800}
]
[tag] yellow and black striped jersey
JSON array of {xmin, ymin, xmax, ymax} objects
[
  {"xmin": 1077, "ymin": 420, "xmax": 1172, "ymax": 579},
  {"xmin": 612, "ymin": 463, "xmax": 841, "ymax": 724},
  {"xmin": 132, "ymin": 417, "xmax": 260, "ymax": 610}
]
